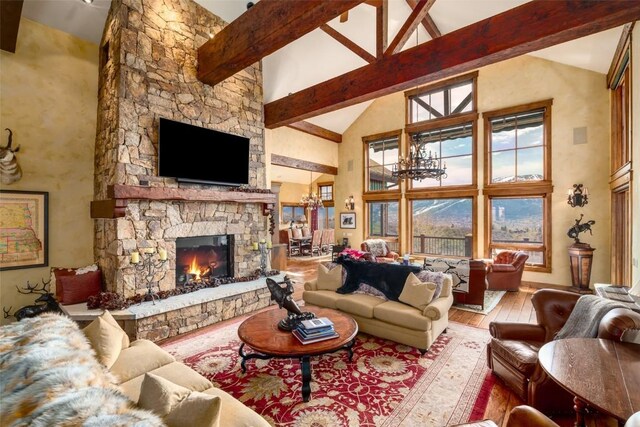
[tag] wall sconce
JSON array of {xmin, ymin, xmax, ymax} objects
[
  {"xmin": 567, "ymin": 184, "xmax": 588, "ymax": 208},
  {"xmin": 344, "ymin": 195, "xmax": 355, "ymax": 210}
]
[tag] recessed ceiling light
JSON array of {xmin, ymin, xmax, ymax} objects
[{"xmin": 82, "ymin": 0, "xmax": 94, "ymax": 4}]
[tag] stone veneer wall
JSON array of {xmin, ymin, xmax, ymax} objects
[{"xmin": 94, "ymin": 0, "xmax": 266, "ymax": 297}]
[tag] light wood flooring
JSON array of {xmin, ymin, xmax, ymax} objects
[{"xmin": 283, "ymin": 256, "xmax": 616, "ymax": 427}]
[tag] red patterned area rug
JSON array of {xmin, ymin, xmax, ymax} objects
[{"xmin": 162, "ymin": 319, "xmax": 493, "ymax": 426}]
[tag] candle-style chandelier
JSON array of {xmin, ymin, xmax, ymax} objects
[
  {"xmin": 392, "ymin": 134, "xmax": 447, "ymax": 181},
  {"xmin": 300, "ymin": 171, "xmax": 323, "ymax": 209}
]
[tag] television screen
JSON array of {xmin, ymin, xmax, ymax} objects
[{"xmin": 158, "ymin": 118, "xmax": 250, "ymax": 186}]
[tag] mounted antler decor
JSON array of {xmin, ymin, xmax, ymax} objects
[
  {"xmin": 0, "ymin": 128, "xmax": 22, "ymax": 185},
  {"xmin": 3, "ymin": 278, "xmax": 60, "ymax": 321}
]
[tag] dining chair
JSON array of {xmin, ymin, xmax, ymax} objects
[{"xmin": 287, "ymin": 229, "xmax": 301, "ymax": 257}]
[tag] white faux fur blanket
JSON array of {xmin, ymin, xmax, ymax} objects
[{"xmin": 0, "ymin": 313, "xmax": 164, "ymax": 426}]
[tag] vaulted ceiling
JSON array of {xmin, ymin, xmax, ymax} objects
[{"xmin": 20, "ymin": 0, "xmax": 630, "ymax": 134}]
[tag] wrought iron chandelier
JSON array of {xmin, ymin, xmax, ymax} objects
[
  {"xmin": 300, "ymin": 172, "xmax": 323, "ymax": 209},
  {"xmin": 392, "ymin": 135, "xmax": 447, "ymax": 181}
]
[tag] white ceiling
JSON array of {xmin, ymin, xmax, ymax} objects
[{"xmin": 21, "ymin": 0, "xmax": 623, "ymax": 135}]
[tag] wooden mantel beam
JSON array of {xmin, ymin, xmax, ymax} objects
[
  {"xmin": 198, "ymin": 0, "xmax": 364, "ymax": 86},
  {"xmin": 265, "ymin": 0, "xmax": 640, "ymax": 128}
]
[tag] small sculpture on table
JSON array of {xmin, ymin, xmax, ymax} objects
[{"xmin": 266, "ymin": 276, "xmax": 315, "ymax": 331}]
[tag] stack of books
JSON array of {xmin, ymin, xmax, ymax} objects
[{"xmin": 292, "ymin": 317, "xmax": 339, "ymax": 344}]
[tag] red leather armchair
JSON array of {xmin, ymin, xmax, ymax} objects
[
  {"xmin": 487, "ymin": 251, "xmax": 529, "ymax": 291},
  {"xmin": 487, "ymin": 289, "xmax": 640, "ymax": 414},
  {"xmin": 360, "ymin": 240, "xmax": 399, "ymax": 263}
]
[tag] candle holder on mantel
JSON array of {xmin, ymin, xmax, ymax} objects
[
  {"xmin": 130, "ymin": 248, "xmax": 168, "ymax": 305},
  {"xmin": 252, "ymin": 240, "xmax": 272, "ymax": 276}
]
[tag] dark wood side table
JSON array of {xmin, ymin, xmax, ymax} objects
[
  {"xmin": 237, "ymin": 306, "xmax": 358, "ymax": 402},
  {"xmin": 538, "ymin": 338, "xmax": 640, "ymax": 426}
]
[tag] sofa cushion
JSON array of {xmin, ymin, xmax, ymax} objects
[
  {"xmin": 83, "ymin": 316, "xmax": 124, "ymax": 369},
  {"xmin": 59, "ymin": 270, "xmax": 103, "ymax": 305},
  {"xmin": 111, "ymin": 339, "xmax": 175, "ymax": 384},
  {"xmin": 373, "ymin": 301, "xmax": 431, "ymax": 331},
  {"xmin": 139, "ymin": 373, "xmax": 221, "ymax": 427},
  {"xmin": 399, "ymin": 273, "xmax": 436, "ymax": 311},
  {"xmin": 335, "ymin": 294, "xmax": 386, "ymax": 318},
  {"xmin": 489, "ymin": 338, "xmax": 543, "ymax": 376},
  {"xmin": 302, "ymin": 290, "xmax": 342, "ymax": 309},
  {"xmin": 317, "ymin": 264, "xmax": 343, "ymax": 291},
  {"xmin": 119, "ymin": 361, "xmax": 213, "ymax": 403},
  {"xmin": 51, "ymin": 264, "xmax": 99, "ymax": 302},
  {"xmin": 100, "ymin": 309, "xmax": 130, "ymax": 349},
  {"xmin": 203, "ymin": 387, "xmax": 270, "ymax": 427}
]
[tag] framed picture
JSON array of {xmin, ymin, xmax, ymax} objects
[
  {"xmin": 340, "ymin": 212, "xmax": 356, "ymax": 229},
  {"xmin": 0, "ymin": 190, "xmax": 49, "ymax": 270}
]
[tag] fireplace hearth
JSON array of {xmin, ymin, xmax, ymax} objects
[{"xmin": 175, "ymin": 235, "xmax": 234, "ymax": 286}]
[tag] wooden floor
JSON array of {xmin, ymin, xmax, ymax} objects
[{"xmin": 283, "ymin": 256, "xmax": 616, "ymax": 427}]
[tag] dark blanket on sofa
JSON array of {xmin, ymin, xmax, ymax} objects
[{"xmin": 336, "ymin": 256, "xmax": 421, "ymax": 301}]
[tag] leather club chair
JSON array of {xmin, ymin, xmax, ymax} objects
[
  {"xmin": 360, "ymin": 240, "xmax": 399, "ymax": 263},
  {"xmin": 487, "ymin": 288, "xmax": 640, "ymax": 414},
  {"xmin": 451, "ymin": 405, "xmax": 562, "ymax": 427},
  {"xmin": 486, "ymin": 251, "xmax": 529, "ymax": 291}
]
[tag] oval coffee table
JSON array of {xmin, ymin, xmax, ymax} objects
[{"xmin": 237, "ymin": 306, "xmax": 358, "ymax": 402}]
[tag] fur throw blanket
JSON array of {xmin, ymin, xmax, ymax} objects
[
  {"xmin": 0, "ymin": 313, "xmax": 163, "ymax": 426},
  {"xmin": 336, "ymin": 256, "xmax": 420, "ymax": 301},
  {"xmin": 555, "ymin": 295, "xmax": 627, "ymax": 340}
]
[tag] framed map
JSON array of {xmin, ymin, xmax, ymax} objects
[{"xmin": 0, "ymin": 190, "xmax": 48, "ymax": 270}]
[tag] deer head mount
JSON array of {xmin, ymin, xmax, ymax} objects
[{"xmin": 0, "ymin": 128, "xmax": 22, "ymax": 185}]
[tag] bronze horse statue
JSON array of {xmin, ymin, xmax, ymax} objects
[
  {"xmin": 567, "ymin": 214, "xmax": 595, "ymax": 243},
  {"xmin": 266, "ymin": 276, "xmax": 314, "ymax": 330}
]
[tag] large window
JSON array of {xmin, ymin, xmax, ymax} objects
[
  {"xmin": 410, "ymin": 198, "xmax": 473, "ymax": 257},
  {"xmin": 318, "ymin": 183, "xmax": 333, "ymax": 201},
  {"xmin": 281, "ymin": 205, "xmax": 306, "ymax": 224},
  {"xmin": 366, "ymin": 200, "xmax": 399, "ymax": 251},
  {"xmin": 364, "ymin": 131, "xmax": 400, "ymax": 192},
  {"xmin": 409, "ymin": 122, "xmax": 474, "ymax": 188},
  {"xmin": 483, "ymin": 100, "xmax": 552, "ymax": 271},
  {"xmin": 317, "ymin": 206, "xmax": 335, "ymax": 230},
  {"xmin": 407, "ymin": 72, "xmax": 477, "ymax": 124}
]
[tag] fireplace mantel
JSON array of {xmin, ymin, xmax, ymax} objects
[{"xmin": 90, "ymin": 185, "xmax": 276, "ymax": 218}]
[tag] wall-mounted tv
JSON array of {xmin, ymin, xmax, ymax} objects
[{"xmin": 158, "ymin": 118, "xmax": 250, "ymax": 186}]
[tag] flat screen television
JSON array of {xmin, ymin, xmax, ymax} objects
[{"xmin": 158, "ymin": 118, "xmax": 250, "ymax": 186}]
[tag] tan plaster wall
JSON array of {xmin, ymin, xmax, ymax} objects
[
  {"xmin": 336, "ymin": 55, "xmax": 611, "ymax": 287},
  {"xmin": 632, "ymin": 23, "xmax": 640, "ymax": 289},
  {"xmin": 0, "ymin": 19, "xmax": 98, "ymax": 323}
]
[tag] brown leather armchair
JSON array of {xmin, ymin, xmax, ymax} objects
[
  {"xmin": 487, "ymin": 289, "xmax": 640, "ymax": 414},
  {"xmin": 486, "ymin": 251, "xmax": 529, "ymax": 291},
  {"xmin": 452, "ymin": 405, "xmax": 561, "ymax": 427},
  {"xmin": 360, "ymin": 240, "xmax": 399, "ymax": 263}
]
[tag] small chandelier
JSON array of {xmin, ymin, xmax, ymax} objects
[
  {"xmin": 567, "ymin": 183, "xmax": 588, "ymax": 208},
  {"xmin": 300, "ymin": 172, "xmax": 323, "ymax": 209},
  {"xmin": 392, "ymin": 134, "xmax": 447, "ymax": 181}
]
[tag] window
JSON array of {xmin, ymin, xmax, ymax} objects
[
  {"xmin": 483, "ymin": 100, "xmax": 553, "ymax": 271},
  {"xmin": 409, "ymin": 122, "xmax": 475, "ymax": 188},
  {"xmin": 366, "ymin": 201, "xmax": 399, "ymax": 252},
  {"xmin": 406, "ymin": 72, "xmax": 477, "ymax": 125},
  {"xmin": 488, "ymin": 110, "xmax": 547, "ymax": 183},
  {"xmin": 410, "ymin": 198, "xmax": 473, "ymax": 257},
  {"xmin": 363, "ymin": 131, "xmax": 400, "ymax": 192},
  {"xmin": 318, "ymin": 183, "xmax": 333, "ymax": 201},
  {"xmin": 281, "ymin": 205, "xmax": 306, "ymax": 224},
  {"xmin": 317, "ymin": 206, "xmax": 335, "ymax": 230}
]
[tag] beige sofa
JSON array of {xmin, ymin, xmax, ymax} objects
[{"xmin": 302, "ymin": 265, "xmax": 454, "ymax": 352}]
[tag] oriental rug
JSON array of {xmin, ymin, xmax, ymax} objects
[{"xmin": 162, "ymin": 319, "xmax": 494, "ymax": 426}]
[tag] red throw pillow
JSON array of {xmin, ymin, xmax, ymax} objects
[
  {"xmin": 52, "ymin": 268, "xmax": 78, "ymax": 301},
  {"xmin": 59, "ymin": 270, "xmax": 103, "ymax": 305}
]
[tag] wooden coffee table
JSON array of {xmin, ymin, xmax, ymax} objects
[
  {"xmin": 539, "ymin": 338, "xmax": 640, "ymax": 426},
  {"xmin": 237, "ymin": 306, "xmax": 358, "ymax": 402}
]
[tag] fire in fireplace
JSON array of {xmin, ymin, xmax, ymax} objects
[{"xmin": 175, "ymin": 235, "xmax": 234, "ymax": 286}]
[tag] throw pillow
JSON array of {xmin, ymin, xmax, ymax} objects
[
  {"xmin": 365, "ymin": 239, "xmax": 388, "ymax": 257},
  {"xmin": 59, "ymin": 270, "xmax": 102, "ymax": 305},
  {"xmin": 51, "ymin": 264, "xmax": 99, "ymax": 301},
  {"xmin": 317, "ymin": 263, "xmax": 343, "ymax": 291},
  {"xmin": 100, "ymin": 309, "xmax": 130, "ymax": 349},
  {"xmin": 82, "ymin": 315, "xmax": 125, "ymax": 369},
  {"xmin": 414, "ymin": 270, "xmax": 445, "ymax": 300},
  {"xmin": 399, "ymin": 273, "xmax": 436, "ymax": 311},
  {"xmin": 139, "ymin": 373, "xmax": 221, "ymax": 427}
]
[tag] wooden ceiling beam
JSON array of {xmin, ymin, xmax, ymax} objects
[
  {"xmin": 386, "ymin": 0, "xmax": 435, "ymax": 56},
  {"xmin": 197, "ymin": 0, "xmax": 364, "ymax": 86},
  {"xmin": 287, "ymin": 121, "xmax": 343, "ymax": 143},
  {"xmin": 320, "ymin": 24, "xmax": 376, "ymax": 63},
  {"xmin": 376, "ymin": 0, "xmax": 388, "ymax": 59},
  {"xmin": 271, "ymin": 154, "xmax": 338, "ymax": 175},
  {"xmin": 405, "ymin": 0, "xmax": 441, "ymax": 39},
  {"xmin": 265, "ymin": 0, "xmax": 640, "ymax": 128},
  {"xmin": 1, "ymin": 0, "xmax": 23, "ymax": 53}
]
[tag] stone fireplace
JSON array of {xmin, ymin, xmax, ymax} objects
[
  {"xmin": 88, "ymin": 0, "xmax": 275, "ymax": 340},
  {"xmin": 175, "ymin": 235, "xmax": 234, "ymax": 286}
]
